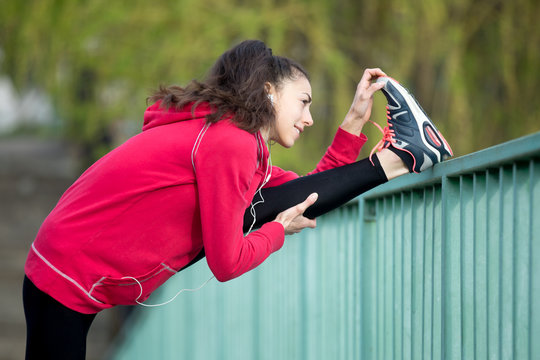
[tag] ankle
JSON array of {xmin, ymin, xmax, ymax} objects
[
  {"xmin": 387, "ymin": 145, "xmax": 415, "ymax": 173},
  {"xmin": 376, "ymin": 149, "xmax": 409, "ymax": 180}
]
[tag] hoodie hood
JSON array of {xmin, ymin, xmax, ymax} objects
[{"xmin": 142, "ymin": 102, "xmax": 214, "ymax": 132}]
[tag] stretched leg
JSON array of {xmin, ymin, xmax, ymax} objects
[
  {"xmin": 243, "ymin": 150, "xmax": 406, "ymax": 232},
  {"xmin": 23, "ymin": 276, "xmax": 96, "ymax": 360},
  {"xmin": 181, "ymin": 150, "xmax": 405, "ymax": 271}
]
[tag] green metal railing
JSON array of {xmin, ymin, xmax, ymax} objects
[
  {"xmin": 359, "ymin": 131, "xmax": 540, "ymax": 360},
  {"xmin": 108, "ymin": 132, "xmax": 540, "ymax": 360}
]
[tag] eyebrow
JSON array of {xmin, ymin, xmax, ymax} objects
[{"xmin": 303, "ymin": 93, "xmax": 312, "ymax": 103}]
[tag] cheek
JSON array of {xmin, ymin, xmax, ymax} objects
[
  {"xmin": 282, "ymin": 106, "xmax": 302, "ymax": 124},
  {"xmin": 273, "ymin": 116, "xmax": 289, "ymax": 139},
  {"xmin": 276, "ymin": 109, "xmax": 295, "ymax": 129}
]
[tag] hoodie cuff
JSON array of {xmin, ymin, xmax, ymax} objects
[
  {"xmin": 328, "ymin": 127, "xmax": 368, "ymax": 163},
  {"xmin": 262, "ymin": 222, "xmax": 285, "ymax": 252}
]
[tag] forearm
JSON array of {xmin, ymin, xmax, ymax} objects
[{"xmin": 339, "ymin": 113, "xmax": 366, "ymax": 137}]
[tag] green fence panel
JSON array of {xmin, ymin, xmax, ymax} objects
[
  {"xmin": 359, "ymin": 132, "xmax": 540, "ymax": 360},
  {"xmin": 108, "ymin": 205, "xmax": 364, "ymax": 360},
  {"xmin": 108, "ymin": 132, "xmax": 540, "ymax": 360}
]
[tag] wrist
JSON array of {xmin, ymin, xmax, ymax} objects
[
  {"xmin": 272, "ymin": 218, "xmax": 286, "ymax": 228},
  {"xmin": 340, "ymin": 114, "xmax": 366, "ymax": 136}
]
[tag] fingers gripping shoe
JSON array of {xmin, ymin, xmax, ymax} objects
[{"xmin": 370, "ymin": 76, "xmax": 453, "ymax": 173}]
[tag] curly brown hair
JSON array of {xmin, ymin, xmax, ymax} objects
[{"xmin": 147, "ymin": 40, "xmax": 309, "ymax": 134}]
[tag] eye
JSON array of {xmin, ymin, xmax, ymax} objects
[{"xmin": 302, "ymin": 99, "xmax": 310, "ymax": 105}]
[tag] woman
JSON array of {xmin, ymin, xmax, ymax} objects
[{"xmin": 23, "ymin": 40, "xmax": 452, "ymax": 359}]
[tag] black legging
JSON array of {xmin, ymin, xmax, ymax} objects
[
  {"xmin": 243, "ymin": 155, "xmax": 387, "ymax": 230},
  {"xmin": 23, "ymin": 155, "xmax": 387, "ymax": 359},
  {"xmin": 184, "ymin": 155, "xmax": 388, "ymax": 268},
  {"xmin": 23, "ymin": 276, "xmax": 96, "ymax": 360}
]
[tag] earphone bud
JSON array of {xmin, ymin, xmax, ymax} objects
[{"xmin": 268, "ymin": 94, "xmax": 274, "ymax": 105}]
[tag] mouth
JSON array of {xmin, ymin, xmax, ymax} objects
[{"xmin": 294, "ymin": 127, "xmax": 302, "ymax": 135}]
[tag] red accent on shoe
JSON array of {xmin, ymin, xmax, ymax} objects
[{"xmin": 425, "ymin": 126, "xmax": 442, "ymax": 147}]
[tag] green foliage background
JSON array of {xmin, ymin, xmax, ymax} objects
[{"xmin": 1, "ymin": 0, "xmax": 539, "ymax": 173}]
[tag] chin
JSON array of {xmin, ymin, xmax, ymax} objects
[
  {"xmin": 279, "ymin": 139, "xmax": 296, "ymax": 149},
  {"xmin": 276, "ymin": 139, "xmax": 295, "ymax": 148},
  {"xmin": 272, "ymin": 131, "xmax": 298, "ymax": 148}
]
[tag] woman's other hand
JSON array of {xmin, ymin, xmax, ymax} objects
[
  {"xmin": 273, "ymin": 193, "xmax": 318, "ymax": 235},
  {"xmin": 340, "ymin": 68, "xmax": 387, "ymax": 136}
]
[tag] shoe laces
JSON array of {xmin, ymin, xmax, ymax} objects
[{"xmin": 368, "ymin": 106, "xmax": 396, "ymax": 165}]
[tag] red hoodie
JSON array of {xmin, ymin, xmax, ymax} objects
[{"xmin": 25, "ymin": 102, "xmax": 367, "ymax": 314}]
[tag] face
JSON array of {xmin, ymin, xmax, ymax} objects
[{"xmin": 268, "ymin": 76, "xmax": 313, "ymax": 148}]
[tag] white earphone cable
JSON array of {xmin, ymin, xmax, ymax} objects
[
  {"xmin": 246, "ymin": 135, "xmax": 272, "ymax": 234},
  {"xmin": 122, "ymin": 275, "xmax": 215, "ymax": 308}
]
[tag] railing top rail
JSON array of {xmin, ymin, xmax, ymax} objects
[{"xmin": 360, "ymin": 131, "xmax": 540, "ymax": 199}]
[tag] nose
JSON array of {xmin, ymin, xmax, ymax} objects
[{"xmin": 303, "ymin": 110, "xmax": 314, "ymax": 127}]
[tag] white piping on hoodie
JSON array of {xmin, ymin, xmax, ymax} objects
[
  {"xmin": 191, "ymin": 123, "xmax": 212, "ymax": 174},
  {"xmin": 31, "ymin": 243, "xmax": 105, "ymax": 304}
]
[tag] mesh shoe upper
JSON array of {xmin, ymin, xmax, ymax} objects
[{"xmin": 371, "ymin": 76, "xmax": 453, "ymax": 173}]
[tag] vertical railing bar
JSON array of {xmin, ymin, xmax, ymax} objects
[
  {"xmin": 382, "ymin": 196, "xmax": 387, "ymax": 360},
  {"xmin": 485, "ymin": 168, "xmax": 491, "ymax": 357},
  {"xmin": 430, "ymin": 184, "xmax": 436, "ymax": 360},
  {"xmin": 351, "ymin": 206, "xmax": 355, "ymax": 359},
  {"xmin": 401, "ymin": 192, "xmax": 405, "ymax": 360},
  {"xmin": 440, "ymin": 176, "xmax": 447, "ymax": 359},
  {"xmin": 498, "ymin": 166, "xmax": 504, "ymax": 360},
  {"xmin": 392, "ymin": 194, "xmax": 396, "ymax": 360},
  {"xmin": 376, "ymin": 199, "xmax": 380, "ymax": 360},
  {"xmin": 382, "ymin": 197, "xmax": 387, "ymax": 360},
  {"xmin": 410, "ymin": 190, "xmax": 415, "ymax": 360},
  {"xmin": 357, "ymin": 198, "xmax": 364, "ymax": 359},
  {"xmin": 422, "ymin": 187, "xmax": 427, "ymax": 360},
  {"xmin": 387, "ymin": 195, "xmax": 392, "ymax": 360},
  {"xmin": 460, "ymin": 174, "xmax": 465, "ymax": 360},
  {"xmin": 350, "ymin": 206, "xmax": 355, "ymax": 358},
  {"xmin": 377, "ymin": 198, "xmax": 382, "ymax": 360},
  {"xmin": 473, "ymin": 172, "xmax": 477, "ymax": 358},
  {"xmin": 353, "ymin": 206, "xmax": 358, "ymax": 357},
  {"xmin": 512, "ymin": 162, "xmax": 517, "ymax": 359},
  {"xmin": 529, "ymin": 159, "xmax": 534, "ymax": 360}
]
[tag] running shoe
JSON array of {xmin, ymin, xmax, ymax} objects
[{"xmin": 370, "ymin": 76, "xmax": 453, "ymax": 173}]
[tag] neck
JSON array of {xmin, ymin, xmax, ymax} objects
[{"xmin": 259, "ymin": 126, "xmax": 271, "ymax": 143}]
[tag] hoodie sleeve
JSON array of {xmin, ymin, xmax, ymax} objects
[
  {"xmin": 194, "ymin": 124, "xmax": 284, "ymax": 282},
  {"xmin": 265, "ymin": 127, "xmax": 368, "ymax": 187}
]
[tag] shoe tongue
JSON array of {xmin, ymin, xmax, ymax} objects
[{"xmin": 383, "ymin": 83, "xmax": 401, "ymax": 109}]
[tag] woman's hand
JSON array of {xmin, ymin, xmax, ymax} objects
[
  {"xmin": 273, "ymin": 193, "xmax": 318, "ymax": 235},
  {"xmin": 340, "ymin": 68, "xmax": 387, "ymax": 136}
]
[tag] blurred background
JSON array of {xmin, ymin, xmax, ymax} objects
[{"xmin": 0, "ymin": 0, "xmax": 538, "ymax": 359}]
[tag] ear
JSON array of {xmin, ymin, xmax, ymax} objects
[{"xmin": 264, "ymin": 82, "xmax": 275, "ymax": 96}]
